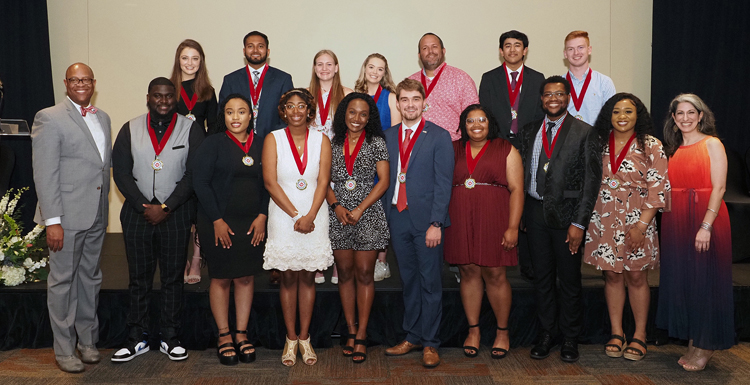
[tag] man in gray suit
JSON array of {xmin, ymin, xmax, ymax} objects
[{"xmin": 31, "ymin": 63, "xmax": 111, "ymax": 373}]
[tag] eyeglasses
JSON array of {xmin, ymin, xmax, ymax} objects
[
  {"xmin": 67, "ymin": 77, "xmax": 94, "ymax": 85},
  {"xmin": 285, "ymin": 104, "xmax": 307, "ymax": 111},
  {"xmin": 465, "ymin": 117, "xmax": 488, "ymax": 124},
  {"xmin": 542, "ymin": 92, "xmax": 567, "ymax": 99}
]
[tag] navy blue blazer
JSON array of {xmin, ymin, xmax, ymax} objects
[
  {"xmin": 381, "ymin": 121, "xmax": 454, "ymax": 231},
  {"xmin": 218, "ymin": 66, "xmax": 293, "ymax": 139}
]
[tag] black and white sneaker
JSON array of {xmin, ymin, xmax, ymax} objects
[
  {"xmin": 111, "ymin": 336, "xmax": 149, "ymax": 362},
  {"xmin": 160, "ymin": 339, "xmax": 188, "ymax": 361}
]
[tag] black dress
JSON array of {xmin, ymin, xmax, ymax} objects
[
  {"xmin": 193, "ymin": 133, "xmax": 267, "ymax": 278},
  {"xmin": 177, "ymin": 79, "xmax": 218, "ymax": 132}
]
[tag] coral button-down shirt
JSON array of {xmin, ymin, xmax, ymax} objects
[{"xmin": 409, "ymin": 62, "xmax": 479, "ymax": 141}]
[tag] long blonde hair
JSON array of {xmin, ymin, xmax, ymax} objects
[
  {"xmin": 308, "ymin": 50, "xmax": 345, "ymax": 119},
  {"xmin": 354, "ymin": 53, "xmax": 397, "ymax": 94}
]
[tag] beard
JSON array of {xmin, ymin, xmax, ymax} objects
[
  {"xmin": 245, "ymin": 53, "xmax": 267, "ymax": 66},
  {"xmin": 148, "ymin": 104, "xmax": 177, "ymax": 122},
  {"xmin": 421, "ymin": 54, "xmax": 443, "ymax": 71}
]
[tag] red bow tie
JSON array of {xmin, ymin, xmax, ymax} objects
[{"xmin": 81, "ymin": 105, "xmax": 98, "ymax": 117}]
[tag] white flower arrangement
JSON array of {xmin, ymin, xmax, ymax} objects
[{"xmin": 0, "ymin": 188, "xmax": 48, "ymax": 286}]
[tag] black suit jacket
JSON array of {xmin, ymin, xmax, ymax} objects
[
  {"xmin": 520, "ymin": 115, "xmax": 601, "ymax": 229},
  {"xmin": 479, "ymin": 65, "xmax": 544, "ymax": 149},
  {"xmin": 219, "ymin": 66, "xmax": 293, "ymax": 139}
]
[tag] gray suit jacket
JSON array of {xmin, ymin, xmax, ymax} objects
[{"xmin": 31, "ymin": 98, "xmax": 112, "ymax": 230}]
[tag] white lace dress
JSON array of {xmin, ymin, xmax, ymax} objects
[{"xmin": 263, "ymin": 128, "xmax": 334, "ymax": 271}]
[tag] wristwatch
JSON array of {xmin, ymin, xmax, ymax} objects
[
  {"xmin": 430, "ymin": 221, "xmax": 443, "ymax": 228},
  {"xmin": 161, "ymin": 203, "xmax": 170, "ymax": 213},
  {"xmin": 330, "ymin": 202, "xmax": 341, "ymax": 210}
]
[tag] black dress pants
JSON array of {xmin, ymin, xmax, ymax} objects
[
  {"xmin": 120, "ymin": 200, "xmax": 194, "ymax": 341},
  {"xmin": 525, "ymin": 197, "xmax": 582, "ymax": 339}
]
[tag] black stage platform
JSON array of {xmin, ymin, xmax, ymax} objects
[{"xmin": 2, "ymin": 233, "xmax": 749, "ymax": 351}]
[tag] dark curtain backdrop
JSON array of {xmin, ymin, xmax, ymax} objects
[
  {"xmin": 0, "ymin": 0, "xmax": 54, "ymax": 232},
  {"xmin": 651, "ymin": 0, "xmax": 750, "ymax": 156}
]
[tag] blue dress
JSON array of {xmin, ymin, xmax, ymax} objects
[{"xmin": 374, "ymin": 88, "xmax": 393, "ymax": 130}]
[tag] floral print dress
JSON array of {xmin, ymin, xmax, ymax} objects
[{"xmin": 584, "ymin": 135, "xmax": 670, "ymax": 272}]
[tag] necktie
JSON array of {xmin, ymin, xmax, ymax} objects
[
  {"xmin": 252, "ymin": 71, "xmax": 260, "ymax": 86},
  {"xmin": 535, "ymin": 122, "xmax": 555, "ymax": 196},
  {"xmin": 396, "ymin": 128, "xmax": 413, "ymax": 212},
  {"xmin": 80, "ymin": 105, "xmax": 98, "ymax": 117},
  {"xmin": 509, "ymin": 71, "xmax": 520, "ymax": 134}
]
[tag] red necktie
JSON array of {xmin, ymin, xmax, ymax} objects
[
  {"xmin": 80, "ymin": 105, "xmax": 98, "ymax": 117},
  {"xmin": 396, "ymin": 128, "xmax": 412, "ymax": 212}
]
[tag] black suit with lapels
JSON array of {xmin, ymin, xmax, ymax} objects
[
  {"xmin": 519, "ymin": 114, "xmax": 601, "ymax": 340},
  {"xmin": 479, "ymin": 64, "xmax": 544, "ymax": 149}
]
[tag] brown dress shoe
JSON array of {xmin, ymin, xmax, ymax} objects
[
  {"xmin": 385, "ymin": 340, "xmax": 423, "ymax": 356},
  {"xmin": 422, "ymin": 347, "xmax": 440, "ymax": 368}
]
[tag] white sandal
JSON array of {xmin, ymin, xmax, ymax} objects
[
  {"xmin": 281, "ymin": 336, "xmax": 298, "ymax": 367},
  {"xmin": 298, "ymin": 335, "xmax": 317, "ymax": 365}
]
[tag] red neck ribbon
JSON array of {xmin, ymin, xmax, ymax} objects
[
  {"xmin": 609, "ymin": 132, "xmax": 636, "ymax": 174},
  {"xmin": 542, "ymin": 116, "xmax": 567, "ymax": 159},
  {"xmin": 179, "ymin": 87, "xmax": 197, "ymax": 112},
  {"xmin": 285, "ymin": 127, "xmax": 308, "ymax": 175},
  {"xmin": 420, "ymin": 64, "xmax": 446, "ymax": 100},
  {"xmin": 317, "ymin": 89, "xmax": 332, "ymax": 126},
  {"xmin": 147, "ymin": 113, "xmax": 177, "ymax": 156},
  {"xmin": 566, "ymin": 69, "xmax": 592, "ymax": 112},
  {"xmin": 372, "ymin": 85, "xmax": 382, "ymax": 103},
  {"xmin": 398, "ymin": 119, "xmax": 425, "ymax": 172},
  {"xmin": 502, "ymin": 63, "xmax": 524, "ymax": 106},
  {"xmin": 225, "ymin": 130, "xmax": 254, "ymax": 155},
  {"xmin": 245, "ymin": 64, "xmax": 267, "ymax": 107},
  {"xmin": 344, "ymin": 132, "xmax": 366, "ymax": 177},
  {"xmin": 466, "ymin": 140, "xmax": 490, "ymax": 175}
]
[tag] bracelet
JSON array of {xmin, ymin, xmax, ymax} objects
[
  {"xmin": 707, "ymin": 208, "xmax": 717, "ymax": 214},
  {"xmin": 291, "ymin": 212, "xmax": 302, "ymax": 223},
  {"xmin": 637, "ymin": 219, "xmax": 650, "ymax": 227},
  {"xmin": 700, "ymin": 222, "xmax": 713, "ymax": 232},
  {"xmin": 354, "ymin": 207, "xmax": 363, "ymax": 212}
]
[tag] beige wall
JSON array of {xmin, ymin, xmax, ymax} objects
[{"xmin": 47, "ymin": 0, "xmax": 653, "ymax": 232}]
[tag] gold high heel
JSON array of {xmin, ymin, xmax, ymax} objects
[
  {"xmin": 683, "ymin": 347, "xmax": 715, "ymax": 371},
  {"xmin": 298, "ymin": 335, "xmax": 317, "ymax": 365},
  {"xmin": 281, "ymin": 336, "xmax": 298, "ymax": 367}
]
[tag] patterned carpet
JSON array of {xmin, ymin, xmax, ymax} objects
[{"xmin": 2, "ymin": 342, "xmax": 749, "ymax": 384}]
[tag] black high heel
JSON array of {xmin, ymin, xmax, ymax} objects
[
  {"xmin": 352, "ymin": 339, "xmax": 367, "ymax": 364},
  {"xmin": 463, "ymin": 324, "xmax": 480, "ymax": 358},
  {"xmin": 234, "ymin": 330, "xmax": 256, "ymax": 363},
  {"xmin": 492, "ymin": 326, "xmax": 510, "ymax": 359},
  {"xmin": 342, "ymin": 333, "xmax": 356, "ymax": 357},
  {"xmin": 217, "ymin": 331, "xmax": 239, "ymax": 366}
]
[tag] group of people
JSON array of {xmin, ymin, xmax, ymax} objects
[{"xmin": 30, "ymin": 28, "xmax": 733, "ymax": 374}]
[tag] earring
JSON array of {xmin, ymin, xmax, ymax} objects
[{"xmin": 673, "ymin": 125, "xmax": 678, "ymax": 132}]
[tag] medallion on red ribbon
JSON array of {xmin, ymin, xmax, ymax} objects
[
  {"xmin": 225, "ymin": 130, "xmax": 255, "ymax": 166},
  {"xmin": 344, "ymin": 132, "xmax": 366, "ymax": 191},
  {"xmin": 608, "ymin": 132, "xmax": 636, "ymax": 189},
  {"xmin": 147, "ymin": 113, "xmax": 177, "ymax": 170},
  {"xmin": 285, "ymin": 127, "xmax": 309, "ymax": 190},
  {"xmin": 245, "ymin": 65, "xmax": 267, "ymax": 118},
  {"xmin": 317, "ymin": 89, "xmax": 332, "ymax": 126},
  {"xmin": 464, "ymin": 140, "xmax": 490, "ymax": 189},
  {"xmin": 179, "ymin": 87, "xmax": 198, "ymax": 121},
  {"xmin": 420, "ymin": 64, "xmax": 445, "ymax": 112},
  {"xmin": 566, "ymin": 70, "xmax": 592, "ymax": 118}
]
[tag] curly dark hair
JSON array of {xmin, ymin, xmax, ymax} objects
[
  {"xmin": 593, "ymin": 93, "xmax": 653, "ymax": 152},
  {"xmin": 277, "ymin": 88, "xmax": 316, "ymax": 125},
  {"xmin": 662, "ymin": 93, "xmax": 718, "ymax": 157},
  {"xmin": 331, "ymin": 93, "xmax": 384, "ymax": 145},
  {"xmin": 211, "ymin": 93, "xmax": 254, "ymax": 136},
  {"xmin": 458, "ymin": 104, "xmax": 501, "ymax": 144}
]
